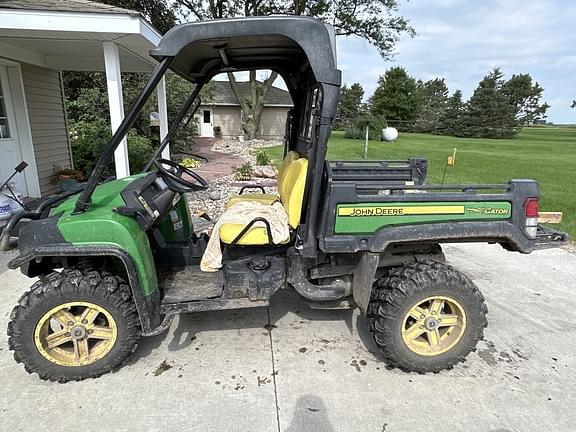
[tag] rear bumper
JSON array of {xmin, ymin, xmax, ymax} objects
[{"xmin": 532, "ymin": 225, "xmax": 570, "ymax": 250}]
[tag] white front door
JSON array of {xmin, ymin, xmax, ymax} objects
[
  {"xmin": 200, "ymin": 108, "xmax": 214, "ymax": 137},
  {"xmin": 0, "ymin": 66, "xmax": 27, "ymax": 195}
]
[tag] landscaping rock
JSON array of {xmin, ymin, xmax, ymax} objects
[
  {"xmin": 185, "ymin": 138, "xmax": 280, "ymax": 220},
  {"xmin": 254, "ymin": 165, "xmax": 277, "ymax": 179},
  {"xmin": 209, "ymin": 191, "xmax": 222, "ymax": 201},
  {"xmin": 211, "ymin": 138, "xmax": 281, "ymax": 165}
]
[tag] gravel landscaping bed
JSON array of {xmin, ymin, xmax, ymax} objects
[{"xmin": 185, "ymin": 138, "xmax": 281, "ymax": 220}]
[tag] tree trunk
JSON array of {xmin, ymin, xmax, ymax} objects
[{"xmin": 227, "ymin": 70, "xmax": 278, "ymax": 140}]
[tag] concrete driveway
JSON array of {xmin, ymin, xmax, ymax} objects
[{"xmin": 0, "ymin": 243, "xmax": 575, "ymax": 432}]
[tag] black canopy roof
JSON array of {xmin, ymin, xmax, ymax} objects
[{"xmin": 150, "ymin": 16, "xmax": 341, "ymax": 87}]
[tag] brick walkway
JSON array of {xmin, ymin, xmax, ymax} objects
[{"xmin": 179, "ymin": 137, "xmax": 242, "ymax": 181}]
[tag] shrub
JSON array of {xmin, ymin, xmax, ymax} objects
[
  {"xmin": 255, "ymin": 150, "xmax": 271, "ymax": 166},
  {"xmin": 343, "ymin": 126, "xmax": 365, "ymax": 140},
  {"xmin": 69, "ymin": 119, "xmax": 112, "ymax": 176},
  {"xmin": 343, "ymin": 116, "xmax": 388, "ymax": 141},
  {"xmin": 233, "ymin": 162, "xmax": 253, "ymax": 181},
  {"xmin": 126, "ymin": 131, "xmax": 154, "ymax": 172},
  {"xmin": 180, "ymin": 157, "xmax": 201, "ymax": 169},
  {"xmin": 69, "ymin": 119, "xmax": 154, "ymax": 177}
]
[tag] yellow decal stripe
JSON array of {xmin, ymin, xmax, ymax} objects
[{"xmin": 338, "ymin": 205, "xmax": 465, "ymax": 217}]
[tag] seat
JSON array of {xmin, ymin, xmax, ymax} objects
[
  {"xmin": 220, "ymin": 224, "xmax": 288, "ymax": 245},
  {"xmin": 219, "ymin": 158, "xmax": 308, "ymax": 245},
  {"xmin": 226, "ymin": 193, "xmax": 279, "ymax": 208},
  {"xmin": 225, "ymin": 150, "xmax": 300, "ymax": 208}
]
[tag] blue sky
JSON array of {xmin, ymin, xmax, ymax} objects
[{"xmin": 336, "ymin": 0, "xmax": 576, "ymax": 123}]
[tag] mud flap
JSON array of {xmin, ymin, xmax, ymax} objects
[{"xmin": 352, "ymin": 252, "xmax": 380, "ymax": 314}]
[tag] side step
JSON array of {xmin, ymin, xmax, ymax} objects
[
  {"xmin": 159, "ymin": 266, "xmax": 270, "ymax": 315},
  {"xmin": 160, "ymin": 267, "xmax": 224, "ymax": 303},
  {"xmin": 160, "ymin": 297, "xmax": 269, "ymax": 314}
]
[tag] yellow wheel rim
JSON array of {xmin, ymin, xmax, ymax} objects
[
  {"xmin": 34, "ymin": 302, "xmax": 118, "ymax": 367},
  {"xmin": 401, "ymin": 295, "xmax": 467, "ymax": 357}
]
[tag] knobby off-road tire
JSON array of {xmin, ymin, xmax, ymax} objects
[
  {"xmin": 367, "ymin": 261, "xmax": 488, "ymax": 373},
  {"xmin": 8, "ymin": 269, "xmax": 141, "ymax": 382}
]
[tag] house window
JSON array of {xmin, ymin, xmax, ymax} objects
[
  {"xmin": 0, "ymin": 83, "xmax": 11, "ymax": 139},
  {"xmin": 203, "ymin": 110, "xmax": 211, "ymax": 123}
]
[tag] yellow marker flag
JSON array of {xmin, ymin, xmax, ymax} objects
[{"xmin": 447, "ymin": 148, "xmax": 457, "ymax": 167}]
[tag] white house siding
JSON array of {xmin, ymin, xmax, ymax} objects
[
  {"xmin": 21, "ymin": 63, "xmax": 71, "ymax": 196},
  {"xmin": 206, "ymin": 105, "xmax": 289, "ymax": 139}
]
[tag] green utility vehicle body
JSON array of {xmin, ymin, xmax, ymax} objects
[
  {"xmin": 54, "ymin": 177, "xmax": 159, "ymax": 297},
  {"xmin": 2, "ymin": 16, "xmax": 568, "ymax": 382}
]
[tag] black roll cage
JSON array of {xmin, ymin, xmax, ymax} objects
[{"xmin": 72, "ymin": 16, "xmax": 342, "ymax": 257}]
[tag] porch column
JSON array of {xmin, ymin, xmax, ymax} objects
[
  {"xmin": 157, "ymin": 76, "xmax": 170, "ymax": 159},
  {"xmin": 103, "ymin": 41, "xmax": 130, "ymax": 178}
]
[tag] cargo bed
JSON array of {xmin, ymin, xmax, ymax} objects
[{"xmin": 318, "ymin": 159, "xmax": 569, "ymax": 254}]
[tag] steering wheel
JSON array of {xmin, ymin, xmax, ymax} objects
[{"xmin": 153, "ymin": 158, "xmax": 209, "ymax": 193}]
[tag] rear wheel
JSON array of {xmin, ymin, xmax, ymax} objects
[
  {"xmin": 367, "ymin": 261, "xmax": 487, "ymax": 372},
  {"xmin": 8, "ymin": 269, "xmax": 141, "ymax": 382}
]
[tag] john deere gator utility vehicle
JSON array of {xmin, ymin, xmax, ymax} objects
[{"xmin": 2, "ymin": 17, "xmax": 568, "ymax": 382}]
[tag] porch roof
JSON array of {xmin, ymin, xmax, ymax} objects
[
  {"xmin": 0, "ymin": 0, "xmax": 169, "ymax": 182},
  {"xmin": 0, "ymin": 0, "xmax": 161, "ymax": 72}
]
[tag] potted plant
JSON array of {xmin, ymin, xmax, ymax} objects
[{"xmin": 55, "ymin": 168, "xmax": 83, "ymax": 192}]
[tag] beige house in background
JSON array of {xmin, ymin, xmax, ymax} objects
[{"xmin": 197, "ymin": 81, "xmax": 293, "ymax": 140}]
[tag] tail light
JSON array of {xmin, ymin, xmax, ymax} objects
[{"xmin": 524, "ymin": 198, "xmax": 539, "ymax": 239}]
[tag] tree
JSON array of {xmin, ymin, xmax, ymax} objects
[
  {"xmin": 175, "ymin": 1, "xmax": 414, "ymax": 57},
  {"xmin": 63, "ymin": 0, "xmax": 181, "ymax": 144},
  {"xmin": 227, "ymin": 70, "xmax": 279, "ymax": 140},
  {"xmin": 437, "ymin": 90, "xmax": 464, "ymax": 136},
  {"xmin": 460, "ymin": 68, "xmax": 516, "ymax": 139},
  {"xmin": 174, "ymin": 0, "xmax": 414, "ymax": 138},
  {"xmin": 502, "ymin": 73, "xmax": 549, "ymax": 125},
  {"xmin": 369, "ymin": 67, "xmax": 421, "ymax": 131},
  {"xmin": 413, "ymin": 78, "xmax": 449, "ymax": 133},
  {"xmin": 335, "ymin": 83, "xmax": 364, "ymax": 129},
  {"xmin": 99, "ymin": 0, "xmax": 177, "ymax": 33}
]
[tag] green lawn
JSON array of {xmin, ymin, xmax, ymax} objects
[{"xmin": 265, "ymin": 127, "xmax": 576, "ymax": 238}]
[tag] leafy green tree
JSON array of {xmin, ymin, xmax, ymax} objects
[
  {"xmin": 174, "ymin": 0, "xmax": 415, "ymax": 138},
  {"xmin": 502, "ymin": 73, "xmax": 549, "ymax": 125},
  {"xmin": 437, "ymin": 90, "xmax": 464, "ymax": 136},
  {"xmin": 461, "ymin": 68, "xmax": 516, "ymax": 139},
  {"xmin": 335, "ymin": 83, "xmax": 364, "ymax": 129},
  {"xmin": 64, "ymin": 72, "xmax": 212, "ymax": 135},
  {"xmin": 413, "ymin": 78, "xmax": 449, "ymax": 132},
  {"xmin": 369, "ymin": 67, "xmax": 421, "ymax": 131},
  {"xmin": 175, "ymin": 0, "xmax": 414, "ymax": 57},
  {"xmin": 99, "ymin": 0, "xmax": 177, "ymax": 33},
  {"xmin": 59, "ymin": 0, "xmax": 227, "ymax": 179}
]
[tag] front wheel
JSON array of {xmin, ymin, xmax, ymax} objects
[
  {"xmin": 8, "ymin": 269, "xmax": 141, "ymax": 382},
  {"xmin": 367, "ymin": 261, "xmax": 488, "ymax": 372}
]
